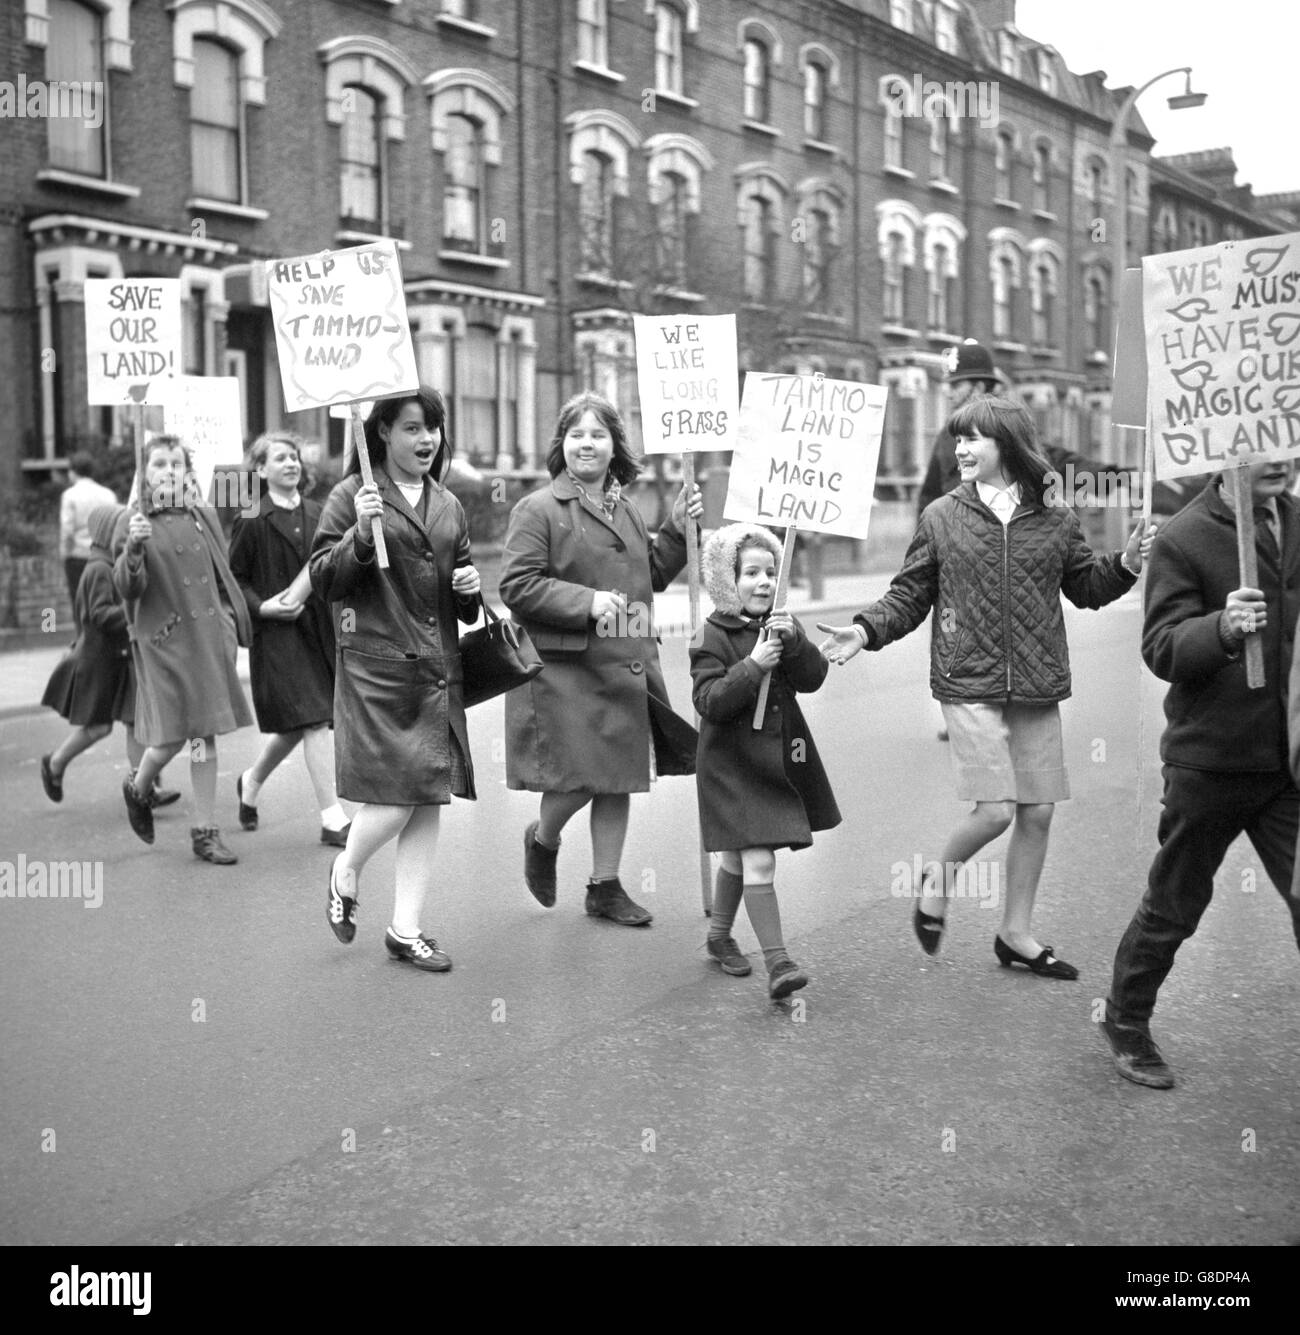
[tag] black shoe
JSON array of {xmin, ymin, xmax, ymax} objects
[
  {"xmin": 706, "ymin": 935, "xmax": 752, "ymax": 976},
  {"xmin": 384, "ymin": 929, "xmax": 452, "ymax": 972},
  {"xmin": 768, "ymin": 958, "xmax": 810, "ymax": 1000},
  {"xmin": 191, "ymin": 826, "xmax": 237, "ymax": 864},
  {"xmin": 1101, "ymin": 1016, "xmax": 1175, "ymax": 1089},
  {"xmin": 40, "ymin": 754, "xmax": 63, "ymax": 803},
  {"xmin": 327, "ymin": 857, "xmax": 357, "ymax": 944},
  {"xmin": 994, "ymin": 935, "xmax": 1079, "ymax": 980},
  {"xmin": 122, "ymin": 773, "xmax": 155, "ymax": 844},
  {"xmin": 235, "ymin": 774, "xmax": 258, "ymax": 831},
  {"xmin": 584, "ymin": 877, "xmax": 653, "ymax": 925},
  {"xmin": 913, "ymin": 904, "xmax": 945, "ymax": 956},
  {"xmin": 320, "ymin": 823, "xmax": 351, "ymax": 848},
  {"xmin": 149, "ymin": 785, "xmax": 182, "ymax": 808},
  {"xmin": 523, "ymin": 820, "xmax": 558, "ymax": 907}
]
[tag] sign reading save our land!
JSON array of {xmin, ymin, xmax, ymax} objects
[
  {"xmin": 266, "ymin": 240, "xmax": 418, "ymax": 412},
  {"xmin": 83, "ymin": 278, "xmax": 182, "ymax": 406},
  {"xmin": 633, "ymin": 313, "xmax": 739, "ymax": 454},
  {"xmin": 724, "ymin": 373, "xmax": 887, "ymax": 539},
  {"xmin": 1144, "ymin": 230, "xmax": 1300, "ymax": 480}
]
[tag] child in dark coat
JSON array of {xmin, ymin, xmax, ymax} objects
[{"xmin": 690, "ymin": 524, "xmax": 841, "ymax": 1000}]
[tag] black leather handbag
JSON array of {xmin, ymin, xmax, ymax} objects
[{"xmin": 459, "ymin": 596, "xmax": 543, "ymax": 708}]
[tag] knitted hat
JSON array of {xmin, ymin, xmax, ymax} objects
[
  {"xmin": 701, "ymin": 523, "xmax": 784, "ymax": 616},
  {"xmin": 944, "ymin": 338, "xmax": 998, "ymax": 384},
  {"xmin": 87, "ymin": 504, "xmax": 126, "ymax": 552}
]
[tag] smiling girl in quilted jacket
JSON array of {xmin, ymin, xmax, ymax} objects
[{"xmin": 819, "ymin": 397, "xmax": 1156, "ymax": 979}]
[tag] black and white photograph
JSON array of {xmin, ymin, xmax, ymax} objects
[{"xmin": 0, "ymin": 0, "xmax": 1296, "ymax": 1300}]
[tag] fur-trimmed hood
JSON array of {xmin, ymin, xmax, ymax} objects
[{"xmin": 701, "ymin": 523, "xmax": 784, "ymax": 615}]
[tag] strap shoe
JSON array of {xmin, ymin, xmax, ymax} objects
[
  {"xmin": 40, "ymin": 754, "xmax": 63, "ymax": 803},
  {"xmin": 235, "ymin": 774, "xmax": 258, "ymax": 831},
  {"xmin": 327, "ymin": 857, "xmax": 357, "ymax": 944},
  {"xmin": 994, "ymin": 934, "xmax": 1078, "ymax": 980}
]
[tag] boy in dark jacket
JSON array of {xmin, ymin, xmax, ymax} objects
[{"xmin": 1103, "ymin": 463, "xmax": 1300, "ymax": 1088}]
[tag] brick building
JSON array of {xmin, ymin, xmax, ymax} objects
[{"xmin": 2, "ymin": 0, "xmax": 1294, "ymax": 501}]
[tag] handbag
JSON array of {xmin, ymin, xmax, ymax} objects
[{"xmin": 459, "ymin": 596, "xmax": 543, "ymax": 708}]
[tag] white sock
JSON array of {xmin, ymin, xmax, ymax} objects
[
  {"xmin": 388, "ymin": 924, "xmax": 419, "ymax": 942},
  {"xmin": 241, "ymin": 769, "xmax": 263, "ymax": 804},
  {"xmin": 320, "ymin": 803, "xmax": 348, "ymax": 831}
]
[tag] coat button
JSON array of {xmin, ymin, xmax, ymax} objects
[
  {"xmin": 200, "ymin": 575, "xmax": 208, "ymax": 584},
  {"xmin": 175, "ymin": 544, "xmax": 184, "ymax": 553},
  {"xmin": 630, "ymin": 660, "xmax": 644, "ymax": 674},
  {"xmin": 437, "ymin": 679, "xmax": 446, "ymax": 689},
  {"xmin": 207, "ymin": 607, "xmax": 215, "ymax": 616},
  {"xmin": 426, "ymin": 615, "xmax": 436, "ymax": 625},
  {"xmin": 193, "ymin": 542, "xmax": 202, "ymax": 551},
  {"xmin": 191, "ymin": 610, "xmax": 199, "ymax": 619},
  {"xmin": 183, "ymin": 577, "xmax": 191, "ymax": 586}
]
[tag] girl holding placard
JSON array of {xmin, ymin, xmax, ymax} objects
[
  {"xmin": 228, "ymin": 431, "xmax": 348, "ymax": 847},
  {"xmin": 818, "ymin": 397, "xmax": 1155, "ymax": 978},
  {"xmin": 116, "ymin": 436, "xmax": 254, "ymax": 863}
]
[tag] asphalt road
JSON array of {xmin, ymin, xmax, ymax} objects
[{"xmin": 1, "ymin": 591, "xmax": 1298, "ymax": 1249}]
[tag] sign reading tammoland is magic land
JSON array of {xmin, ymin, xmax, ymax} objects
[
  {"xmin": 724, "ymin": 373, "xmax": 887, "ymax": 539},
  {"xmin": 633, "ymin": 313, "xmax": 739, "ymax": 454},
  {"xmin": 83, "ymin": 278, "xmax": 182, "ymax": 406},
  {"xmin": 1144, "ymin": 231, "xmax": 1300, "ymax": 480},
  {"xmin": 266, "ymin": 241, "xmax": 417, "ymax": 412}
]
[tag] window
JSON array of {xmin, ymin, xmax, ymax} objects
[
  {"xmin": 928, "ymin": 245, "xmax": 950, "ymax": 330},
  {"xmin": 656, "ymin": 171, "xmax": 689, "ymax": 286},
  {"xmin": 1032, "ymin": 143, "xmax": 1050, "ymax": 213},
  {"xmin": 929, "ymin": 115, "xmax": 948, "ymax": 180},
  {"xmin": 46, "ymin": 0, "xmax": 105, "ymax": 176},
  {"xmin": 461, "ymin": 324, "xmax": 498, "ymax": 466},
  {"xmin": 443, "ymin": 114, "xmax": 484, "ymax": 248},
  {"xmin": 742, "ymin": 194, "xmax": 775, "ymax": 302},
  {"xmin": 995, "ymin": 130, "xmax": 1014, "ymax": 199},
  {"xmin": 883, "ymin": 234, "xmax": 907, "ymax": 324},
  {"xmin": 577, "ymin": 0, "xmax": 609, "ymax": 67},
  {"xmin": 191, "ymin": 38, "xmax": 241, "ymax": 202},
  {"xmin": 1154, "ymin": 204, "xmax": 1178, "ymax": 252},
  {"xmin": 340, "ymin": 86, "xmax": 383, "ymax": 227},
  {"xmin": 998, "ymin": 32, "xmax": 1019, "ymax": 78},
  {"xmin": 934, "ymin": 2, "xmax": 958, "ymax": 53},
  {"xmin": 804, "ymin": 207, "xmax": 834, "ymax": 305},
  {"xmin": 743, "ymin": 37, "xmax": 769, "ymax": 122},
  {"xmin": 655, "ymin": 3, "xmax": 683, "ymax": 95},
  {"xmin": 184, "ymin": 285, "xmax": 206, "ymax": 375},
  {"xmin": 1038, "ymin": 50, "xmax": 1056, "ymax": 96},
  {"xmin": 885, "ymin": 106, "xmax": 903, "ymax": 170},
  {"xmin": 804, "ymin": 59, "xmax": 828, "ymax": 141},
  {"xmin": 890, "ymin": 0, "xmax": 913, "ymax": 32},
  {"xmin": 1030, "ymin": 258, "xmax": 1057, "ymax": 346},
  {"xmin": 580, "ymin": 150, "xmax": 617, "ymax": 271},
  {"xmin": 993, "ymin": 256, "xmax": 1015, "ymax": 337},
  {"xmin": 1087, "ymin": 161, "xmax": 1104, "ymax": 213},
  {"xmin": 1084, "ymin": 271, "xmax": 1107, "ymax": 352}
]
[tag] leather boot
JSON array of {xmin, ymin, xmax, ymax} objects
[
  {"xmin": 192, "ymin": 826, "xmax": 237, "ymax": 864},
  {"xmin": 584, "ymin": 877, "xmax": 652, "ymax": 926}
]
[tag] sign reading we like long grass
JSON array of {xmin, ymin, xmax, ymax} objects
[{"xmin": 1144, "ymin": 230, "xmax": 1300, "ymax": 480}]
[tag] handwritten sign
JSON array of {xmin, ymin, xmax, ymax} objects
[
  {"xmin": 266, "ymin": 241, "xmax": 417, "ymax": 412},
  {"xmin": 84, "ymin": 278, "xmax": 181, "ymax": 406},
  {"xmin": 633, "ymin": 314, "xmax": 739, "ymax": 454},
  {"xmin": 164, "ymin": 375, "xmax": 244, "ymax": 498},
  {"xmin": 724, "ymin": 374, "xmax": 886, "ymax": 538},
  {"xmin": 1144, "ymin": 231, "xmax": 1300, "ymax": 480}
]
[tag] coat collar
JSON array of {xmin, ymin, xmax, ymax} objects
[
  {"xmin": 1203, "ymin": 473, "xmax": 1298, "ymax": 552},
  {"xmin": 375, "ymin": 466, "xmax": 452, "ymax": 545},
  {"xmin": 550, "ymin": 470, "xmax": 624, "ymax": 537},
  {"xmin": 707, "ymin": 610, "xmax": 761, "ymax": 631},
  {"xmin": 950, "ymin": 480, "xmax": 1039, "ymax": 518}
]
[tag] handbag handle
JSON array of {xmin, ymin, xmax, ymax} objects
[{"xmin": 472, "ymin": 594, "xmax": 502, "ymax": 626}]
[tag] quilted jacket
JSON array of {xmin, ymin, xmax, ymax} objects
[{"xmin": 854, "ymin": 483, "xmax": 1137, "ymax": 703}]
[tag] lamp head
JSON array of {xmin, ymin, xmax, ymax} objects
[{"xmin": 1168, "ymin": 70, "xmax": 1207, "ymax": 110}]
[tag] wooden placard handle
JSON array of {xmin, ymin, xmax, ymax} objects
[
  {"xmin": 680, "ymin": 451, "xmax": 712, "ymax": 914},
  {"xmin": 349, "ymin": 405, "xmax": 389, "ymax": 569},
  {"xmin": 752, "ymin": 525, "xmax": 797, "ymax": 729},
  {"xmin": 1229, "ymin": 464, "xmax": 1265, "ymax": 690}
]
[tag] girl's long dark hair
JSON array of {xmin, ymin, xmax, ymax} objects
[
  {"xmin": 348, "ymin": 386, "xmax": 453, "ymax": 482},
  {"xmin": 545, "ymin": 391, "xmax": 642, "ymax": 487},
  {"xmin": 946, "ymin": 396, "xmax": 1052, "ymax": 505}
]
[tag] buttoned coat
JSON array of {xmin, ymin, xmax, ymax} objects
[
  {"xmin": 113, "ymin": 503, "xmax": 254, "ymax": 746},
  {"xmin": 690, "ymin": 615, "xmax": 840, "ymax": 851},
  {"xmin": 230, "ymin": 493, "xmax": 335, "ymax": 733},
  {"xmin": 310, "ymin": 469, "xmax": 479, "ymax": 805},
  {"xmin": 499, "ymin": 474, "xmax": 697, "ymax": 793}
]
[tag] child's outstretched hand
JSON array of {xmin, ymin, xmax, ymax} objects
[
  {"xmin": 817, "ymin": 622, "xmax": 864, "ymax": 665},
  {"xmin": 1123, "ymin": 518, "xmax": 1158, "ymax": 574},
  {"xmin": 748, "ymin": 628, "xmax": 783, "ymax": 674}
]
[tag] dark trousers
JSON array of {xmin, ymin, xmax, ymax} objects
[
  {"xmin": 63, "ymin": 557, "xmax": 87, "ymax": 632},
  {"xmin": 1108, "ymin": 765, "xmax": 1300, "ymax": 1029}
]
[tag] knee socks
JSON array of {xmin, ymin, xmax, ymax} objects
[
  {"xmin": 742, "ymin": 882, "xmax": 789, "ymax": 971},
  {"xmin": 708, "ymin": 868, "xmax": 744, "ymax": 940}
]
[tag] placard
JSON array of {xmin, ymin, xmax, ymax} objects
[
  {"xmin": 84, "ymin": 278, "xmax": 182, "ymax": 406},
  {"xmin": 266, "ymin": 241, "xmax": 417, "ymax": 412},
  {"xmin": 163, "ymin": 375, "xmax": 244, "ymax": 500},
  {"xmin": 1144, "ymin": 231, "xmax": 1300, "ymax": 480},
  {"xmin": 723, "ymin": 374, "xmax": 887, "ymax": 538},
  {"xmin": 633, "ymin": 313, "xmax": 739, "ymax": 454}
]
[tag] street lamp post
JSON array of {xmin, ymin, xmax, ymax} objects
[{"xmin": 1107, "ymin": 67, "xmax": 1206, "ymax": 481}]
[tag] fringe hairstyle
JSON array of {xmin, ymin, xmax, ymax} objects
[
  {"xmin": 349, "ymin": 386, "xmax": 454, "ymax": 483},
  {"xmin": 946, "ymin": 395, "xmax": 1052, "ymax": 505},
  {"xmin": 545, "ymin": 391, "xmax": 642, "ymax": 488}
]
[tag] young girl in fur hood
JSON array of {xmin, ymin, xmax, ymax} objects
[{"xmin": 689, "ymin": 523, "xmax": 841, "ymax": 1000}]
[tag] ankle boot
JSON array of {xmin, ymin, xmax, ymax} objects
[
  {"xmin": 191, "ymin": 826, "xmax": 237, "ymax": 864},
  {"xmin": 584, "ymin": 877, "xmax": 653, "ymax": 926}
]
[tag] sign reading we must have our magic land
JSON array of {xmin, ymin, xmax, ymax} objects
[
  {"xmin": 724, "ymin": 373, "xmax": 887, "ymax": 539},
  {"xmin": 1144, "ymin": 230, "xmax": 1300, "ymax": 480},
  {"xmin": 266, "ymin": 240, "xmax": 417, "ymax": 412},
  {"xmin": 633, "ymin": 313, "xmax": 739, "ymax": 454}
]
